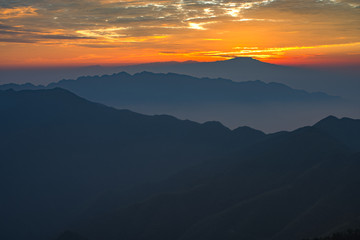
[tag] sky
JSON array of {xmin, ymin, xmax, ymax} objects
[{"xmin": 0, "ymin": 0, "xmax": 359, "ymax": 67}]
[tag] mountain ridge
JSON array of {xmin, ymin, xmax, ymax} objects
[
  {"xmin": 0, "ymin": 71, "xmax": 346, "ymax": 133},
  {"xmin": 70, "ymin": 115, "xmax": 360, "ymax": 240},
  {"xmin": 1, "ymin": 57, "xmax": 358, "ymax": 101},
  {"xmin": 0, "ymin": 88, "xmax": 266, "ymax": 240},
  {"xmin": 1, "ymin": 88, "xmax": 360, "ymax": 240}
]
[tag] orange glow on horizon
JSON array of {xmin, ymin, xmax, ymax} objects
[{"xmin": 0, "ymin": 0, "xmax": 359, "ymax": 68}]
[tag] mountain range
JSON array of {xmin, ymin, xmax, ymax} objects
[
  {"xmin": 0, "ymin": 88, "xmax": 265, "ymax": 240},
  {"xmin": 1, "ymin": 88, "xmax": 360, "ymax": 240},
  {"xmin": 71, "ymin": 117, "xmax": 360, "ymax": 240},
  {"xmin": 0, "ymin": 71, "xmax": 337, "ymax": 104},
  {"xmin": 96, "ymin": 57, "xmax": 360, "ymax": 101},
  {"xmin": 1, "ymin": 58, "xmax": 358, "ymax": 101},
  {"xmin": 1, "ymin": 71, "xmax": 355, "ymax": 132}
]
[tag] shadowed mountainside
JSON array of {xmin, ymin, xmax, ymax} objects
[
  {"xmin": 65, "ymin": 116, "xmax": 360, "ymax": 240},
  {"xmin": 0, "ymin": 88, "xmax": 265, "ymax": 240},
  {"xmin": 1, "ymin": 88, "xmax": 360, "ymax": 240},
  {"xmin": 303, "ymin": 229, "xmax": 360, "ymax": 240}
]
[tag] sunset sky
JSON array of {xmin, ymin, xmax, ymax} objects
[{"xmin": 0, "ymin": 0, "xmax": 359, "ymax": 67}]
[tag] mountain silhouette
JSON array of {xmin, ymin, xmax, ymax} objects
[
  {"xmin": 62, "ymin": 119, "xmax": 360, "ymax": 240},
  {"xmin": 0, "ymin": 88, "xmax": 265, "ymax": 240},
  {"xmin": 313, "ymin": 115, "xmax": 360, "ymax": 151},
  {"xmin": 109, "ymin": 57, "xmax": 360, "ymax": 101},
  {"xmin": 47, "ymin": 71, "xmax": 339, "ymax": 107},
  {"xmin": 1, "ymin": 88, "xmax": 359, "ymax": 240},
  {"xmin": 0, "ymin": 71, "xmax": 338, "ymax": 104},
  {"xmin": 0, "ymin": 71, "xmax": 349, "ymax": 133},
  {"xmin": 0, "ymin": 58, "xmax": 358, "ymax": 101}
]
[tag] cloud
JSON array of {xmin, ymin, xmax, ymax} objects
[
  {"xmin": 0, "ymin": 6, "xmax": 37, "ymax": 19},
  {"xmin": 0, "ymin": 38, "xmax": 36, "ymax": 43},
  {"xmin": 0, "ymin": 0, "xmax": 284, "ymax": 38},
  {"xmin": 199, "ymin": 41, "xmax": 360, "ymax": 59},
  {"xmin": 1, "ymin": 0, "xmax": 358, "ymax": 38},
  {"xmin": 0, "ymin": 0, "xmax": 359, "ymax": 66}
]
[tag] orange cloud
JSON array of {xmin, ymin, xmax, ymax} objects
[
  {"xmin": 0, "ymin": 0, "xmax": 359, "ymax": 67},
  {"xmin": 0, "ymin": 6, "xmax": 37, "ymax": 19}
]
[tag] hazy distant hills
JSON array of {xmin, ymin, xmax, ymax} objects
[
  {"xmin": 1, "ymin": 88, "xmax": 360, "ymax": 240},
  {"xmin": 1, "ymin": 71, "xmax": 353, "ymax": 132},
  {"xmin": 99, "ymin": 57, "xmax": 360, "ymax": 101},
  {"xmin": 1, "ymin": 58, "xmax": 358, "ymax": 101},
  {"xmin": 0, "ymin": 71, "xmax": 337, "ymax": 104},
  {"xmin": 1, "ymin": 59, "xmax": 358, "ymax": 132}
]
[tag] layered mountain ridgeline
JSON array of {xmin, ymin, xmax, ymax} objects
[
  {"xmin": 0, "ymin": 88, "xmax": 265, "ymax": 240},
  {"xmin": 1, "ymin": 71, "xmax": 350, "ymax": 132},
  {"xmin": 94, "ymin": 57, "xmax": 360, "ymax": 101},
  {"xmin": 0, "ymin": 71, "xmax": 339, "ymax": 104},
  {"xmin": 1, "ymin": 58, "xmax": 358, "ymax": 101},
  {"xmin": 1, "ymin": 88, "xmax": 360, "ymax": 240},
  {"xmin": 61, "ymin": 116, "xmax": 360, "ymax": 240},
  {"xmin": 0, "ymin": 82, "xmax": 44, "ymax": 91}
]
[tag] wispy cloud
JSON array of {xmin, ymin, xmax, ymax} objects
[
  {"xmin": 0, "ymin": 0, "xmax": 359, "ymax": 66},
  {"xmin": 1, "ymin": 0, "xmax": 358, "ymax": 42},
  {"xmin": 0, "ymin": 6, "xmax": 37, "ymax": 19},
  {"xmin": 199, "ymin": 42, "xmax": 360, "ymax": 59}
]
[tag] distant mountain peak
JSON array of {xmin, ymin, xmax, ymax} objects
[
  {"xmin": 136, "ymin": 71, "xmax": 154, "ymax": 75},
  {"xmin": 229, "ymin": 57, "xmax": 256, "ymax": 61},
  {"xmin": 112, "ymin": 71, "xmax": 132, "ymax": 77},
  {"xmin": 232, "ymin": 126, "xmax": 266, "ymax": 138},
  {"xmin": 313, "ymin": 115, "xmax": 360, "ymax": 151},
  {"xmin": 314, "ymin": 115, "xmax": 360, "ymax": 128},
  {"xmin": 314, "ymin": 115, "xmax": 339, "ymax": 126},
  {"xmin": 202, "ymin": 121, "xmax": 229, "ymax": 130},
  {"xmin": 322, "ymin": 115, "xmax": 339, "ymax": 121},
  {"xmin": 223, "ymin": 57, "xmax": 263, "ymax": 63}
]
